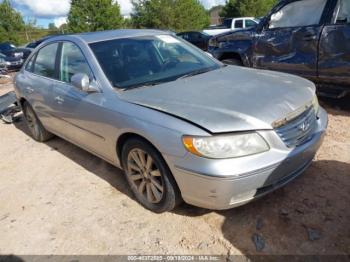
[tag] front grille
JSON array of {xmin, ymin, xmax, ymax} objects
[{"xmin": 275, "ymin": 107, "xmax": 317, "ymax": 147}]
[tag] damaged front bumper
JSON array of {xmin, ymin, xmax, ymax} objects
[{"xmin": 165, "ymin": 107, "xmax": 328, "ymax": 210}]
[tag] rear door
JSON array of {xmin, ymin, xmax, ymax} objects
[
  {"xmin": 16, "ymin": 42, "xmax": 60, "ymax": 129},
  {"xmin": 252, "ymin": 0, "xmax": 329, "ymax": 81},
  {"xmin": 318, "ymin": 0, "xmax": 350, "ymax": 87}
]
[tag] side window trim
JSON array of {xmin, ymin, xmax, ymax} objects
[
  {"xmin": 24, "ymin": 52, "xmax": 37, "ymax": 73},
  {"xmin": 25, "ymin": 41, "xmax": 60, "ymax": 80},
  {"xmin": 25, "ymin": 40, "xmax": 98, "ymax": 87},
  {"xmin": 55, "ymin": 42, "xmax": 63, "ymax": 80},
  {"xmin": 57, "ymin": 41, "xmax": 97, "ymax": 86}
]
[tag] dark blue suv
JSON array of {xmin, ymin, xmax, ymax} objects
[{"xmin": 209, "ymin": 0, "xmax": 350, "ymax": 98}]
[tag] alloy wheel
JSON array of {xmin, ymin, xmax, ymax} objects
[{"xmin": 126, "ymin": 149, "xmax": 164, "ymax": 204}]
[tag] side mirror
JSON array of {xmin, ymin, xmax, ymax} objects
[
  {"xmin": 71, "ymin": 73, "xmax": 99, "ymax": 93},
  {"xmin": 256, "ymin": 17, "xmax": 269, "ymax": 33}
]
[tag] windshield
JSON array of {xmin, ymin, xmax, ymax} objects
[{"xmin": 89, "ymin": 35, "xmax": 221, "ymax": 90}]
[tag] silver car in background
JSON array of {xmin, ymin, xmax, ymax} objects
[{"xmin": 14, "ymin": 30, "xmax": 328, "ymax": 213}]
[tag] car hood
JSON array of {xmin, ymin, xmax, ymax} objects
[
  {"xmin": 3, "ymin": 55, "xmax": 21, "ymax": 62},
  {"xmin": 119, "ymin": 66, "xmax": 315, "ymax": 133}
]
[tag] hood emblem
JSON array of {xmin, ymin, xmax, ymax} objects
[{"xmin": 298, "ymin": 120, "xmax": 310, "ymax": 132}]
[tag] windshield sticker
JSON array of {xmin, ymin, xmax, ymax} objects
[{"xmin": 156, "ymin": 35, "xmax": 180, "ymax": 44}]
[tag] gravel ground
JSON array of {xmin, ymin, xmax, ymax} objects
[{"xmin": 0, "ymin": 77, "xmax": 349, "ymax": 257}]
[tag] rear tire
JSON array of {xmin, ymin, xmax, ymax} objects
[
  {"xmin": 222, "ymin": 58, "xmax": 243, "ymax": 66},
  {"xmin": 122, "ymin": 138, "xmax": 182, "ymax": 213},
  {"xmin": 22, "ymin": 101, "xmax": 54, "ymax": 142}
]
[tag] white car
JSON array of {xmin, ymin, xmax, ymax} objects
[{"xmin": 203, "ymin": 17, "xmax": 259, "ymax": 36}]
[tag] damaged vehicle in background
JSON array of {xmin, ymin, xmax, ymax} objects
[
  {"xmin": 177, "ymin": 31, "xmax": 212, "ymax": 51},
  {"xmin": 208, "ymin": 0, "xmax": 350, "ymax": 98},
  {"xmin": 0, "ymin": 52, "xmax": 23, "ymax": 71},
  {"xmin": 14, "ymin": 30, "xmax": 327, "ymax": 213},
  {"xmin": 0, "ymin": 42, "xmax": 31, "ymax": 61}
]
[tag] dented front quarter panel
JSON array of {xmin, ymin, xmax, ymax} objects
[{"xmin": 208, "ymin": 28, "xmax": 256, "ymax": 66}]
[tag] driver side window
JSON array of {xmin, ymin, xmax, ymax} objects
[
  {"xmin": 60, "ymin": 42, "xmax": 92, "ymax": 83},
  {"xmin": 332, "ymin": 0, "xmax": 350, "ymax": 24},
  {"xmin": 269, "ymin": 0, "xmax": 327, "ymax": 29}
]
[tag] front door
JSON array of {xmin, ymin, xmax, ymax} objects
[
  {"xmin": 51, "ymin": 41, "xmax": 111, "ymax": 161},
  {"xmin": 252, "ymin": 0, "xmax": 328, "ymax": 82},
  {"xmin": 318, "ymin": 0, "xmax": 350, "ymax": 87}
]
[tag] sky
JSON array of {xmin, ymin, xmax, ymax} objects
[{"xmin": 8, "ymin": 0, "xmax": 226, "ymax": 28}]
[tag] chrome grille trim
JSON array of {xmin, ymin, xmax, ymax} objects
[{"xmin": 275, "ymin": 107, "xmax": 317, "ymax": 147}]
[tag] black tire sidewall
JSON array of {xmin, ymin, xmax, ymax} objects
[
  {"xmin": 222, "ymin": 59, "xmax": 242, "ymax": 66},
  {"xmin": 121, "ymin": 138, "xmax": 180, "ymax": 213},
  {"xmin": 23, "ymin": 102, "xmax": 52, "ymax": 142}
]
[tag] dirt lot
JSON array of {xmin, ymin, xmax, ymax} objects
[{"xmin": 0, "ymin": 77, "xmax": 349, "ymax": 257}]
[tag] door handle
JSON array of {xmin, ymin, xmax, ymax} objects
[
  {"xmin": 25, "ymin": 87, "xmax": 34, "ymax": 94},
  {"xmin": 54, "ymin": 96, "xmax": 64, "ymax": 104}
]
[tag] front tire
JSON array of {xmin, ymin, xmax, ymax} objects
[
  {"xmin": 22, "ymin": 101, "xmax": 53, "ymax": 142},
  {"xmin": 122, "ymin": 138, "xmax": 182, "ymax": 213},
  {"xmin": 222, "ymin": 58, "xmax": 243, "ymax": 66}
]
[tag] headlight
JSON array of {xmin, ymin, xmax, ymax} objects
[
  {"xmin": 14, "ymin": 52, "xmax": 23, "ymax": 58},
  {"xmin": 312, "ymin": 95, "xmax": 319, "ymax": 114},
  {"xmin": 182, "ymin": 133, "xmax": 270, "ymax": 159},
  {"xmin": 208, "ymin": 38, "xmax": 218, "ymax": 48},
  {"xmin": 5, "ymin": 61, "xmax": 11, "ymax": 65}
]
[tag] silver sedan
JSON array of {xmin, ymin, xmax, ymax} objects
[{"xmin": 14, "ymin": 30, "xmax": 328, "ymax": 213}]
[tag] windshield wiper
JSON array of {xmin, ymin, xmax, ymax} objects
[
  {"xmin": 177, "ymin": 67, "xmax": 215, "ymax": 80},
  {"xmin": 122, "ymin": 80, "xmax": 165, "ymax": 91}
]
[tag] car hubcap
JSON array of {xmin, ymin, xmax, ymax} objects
[{"xmin": 127, "ymin": 149, "xmax": 164, "ymax": 204}]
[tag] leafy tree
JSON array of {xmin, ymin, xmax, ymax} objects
[
  {"xmin": 67, "ymin": 0, "xmax": 124, "ymax": 33},
  {"xmin": 48, "ymin": 23, "xmax": 57, "ymax": 30},
  {"xmin": 132, "ymin": 0, "xmax": 210, "ymax": 32},
  {"xmin": 220, "ymin": 0, "xmax": 277, "ymax": 18},
  {"xmin": 123, "ymin": 18, "xmax": 133, "ymax": 29},
  {"xmin": 173, "ymin": 0, "xmax": 210, "ymax": 31},
  {"xmin": 220, "ymin": 0, "xmax": 240, "ymax": 18},
  {"xmin": 59, "ymin": 23, "xmax": 68, "ymax": 34},
  {"xmin": 0, "ymin": 0, "xmax": 25, "ymax": 44}
]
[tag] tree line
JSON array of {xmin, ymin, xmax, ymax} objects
[{"xmin": 0, "ymin": 0, "xmax": 277, "ymax": 44}]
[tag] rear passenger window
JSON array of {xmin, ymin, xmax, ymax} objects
[
  {"xmin": 60, "ymin": 42, "xmax": 92, "ymax": 83},
  {"xmin": 33, "ymin": 43, "xmax": 59, "ymax": 78},
  {"xmin": 235, "ymin": 20, "xmax": 243, "ymax": 28}
]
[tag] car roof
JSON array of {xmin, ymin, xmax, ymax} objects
[{"xmin": 50, "ymin": 29, "xmax": 172, "ymax": 44}]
